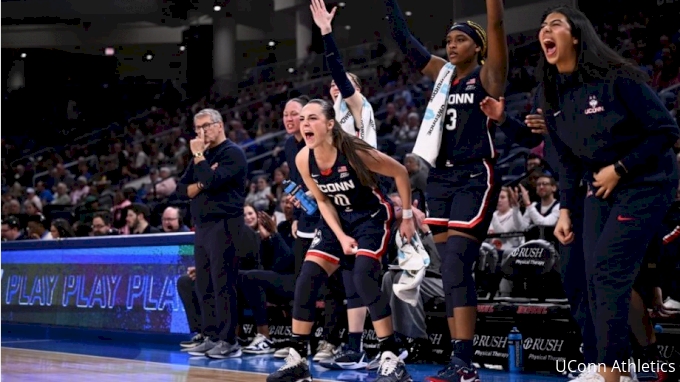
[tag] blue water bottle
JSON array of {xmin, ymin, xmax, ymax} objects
[
  {"xmin": 284, "ymin": 180, "xmax": 318, "ymax": 215},
  {"xmin": 508, "ymin": 327, "xmax": 523, "ymax": 373}
]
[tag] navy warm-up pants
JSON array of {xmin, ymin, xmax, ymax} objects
[
  {"xmin": 194, "ymin": 217, "xmax": 244, "ymax": 344},
  {"xmin": 581, "ymin": 182, "xmax": 675, "ymax": 365},
  {"xmin": 558, "ymin": 186, "xmax": 600, "ymax": 364}
]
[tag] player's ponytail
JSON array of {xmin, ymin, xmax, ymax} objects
[
  {"xmin": 306, "ymin": 98, "xmax": 377, "ymax": 188},
  {"xmin": 330, "ymin": 123, "xmax": 377, "ymax": 188}
]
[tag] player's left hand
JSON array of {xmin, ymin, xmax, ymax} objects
[
  {"xmin": 593, "ymin": 164, "xmax": 620, "ymax": 199},
  {"xmin": 190, "ymin": 128, "xmax": 206, "ymax": 155},
  {"xmin": 399, "ymin": 217, "xmax": 416, "ymax": 244},
  {"xmin": 479, "ymin": 96, "xmax": 505, "ymax": 123}
]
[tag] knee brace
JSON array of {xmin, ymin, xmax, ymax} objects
[
  {"xmin": 293, "ymin": 261, "xmax": 329, "ymax": 322},
  {"xmin": 342, "ymin": 269, "xmax": 364, "ymax": 309},
  {"xmin": 440, "ymin": 236, "xmax": 479, "ymax": 314},
  {"xmin": 354, "ymin": 256, "xmax": 391, "ymax": 321}
]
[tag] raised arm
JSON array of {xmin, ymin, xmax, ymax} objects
[
  {"xmin": 311, "ymin": 0, "xmax": 363, "ymax": 113},
  {"xmin": 382, "ymin": 0, "xmax": 446, "ymax": 80},
  {"xmin": 295, "ymin": 147, "xmax": 346, "ymax": 241},
  {"xmin": 479, "ymin": 0, "xmax": 508, "ymax": 98}
]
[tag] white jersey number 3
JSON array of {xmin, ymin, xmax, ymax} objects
[{"xmin": 445, "ymin": 108, "xmax": 458, "ymax": 131}]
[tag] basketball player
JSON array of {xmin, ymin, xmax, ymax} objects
[
  {"xmin": 267, "ymin": 99, "xmax": 415, "ymax": 382},
  {"xmin": 311, "ymin": 0, "xmax": 378, "ymax": 368},
  {"xmin": 279, "ymin": 95, "xmax": 347, "ymax": 361},
  {"xmin": 537, "ymin": 6, "xmax": 679, "ymax": 382},
  {"xmin": 383, "ymin": 0, "xmax": 508, "ymax": 380}
]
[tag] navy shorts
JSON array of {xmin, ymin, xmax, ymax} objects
[
  {"xmin": 307, "ymin": 201, "xmax": 394, "ymax": 267},
  {"xmin": 424, "ymin": 159, "xmax": 501, "ymax": 240}
]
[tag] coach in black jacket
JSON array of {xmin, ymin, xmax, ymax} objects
[{"xmin": 177, "ymin": 108, "xmax": 248, "ymax": 360}]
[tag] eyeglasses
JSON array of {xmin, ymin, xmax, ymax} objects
[{"xmin": 194, "ymin": 122, "xmax": 219, "ymax": 131}]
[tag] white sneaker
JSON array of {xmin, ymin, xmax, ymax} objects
[
  {"xmin": 274, "ymin": 343, "xmax": 312, "ymax": 358},
  {"xmin": 243, "ymin": 333, "xmax": 275, "ymax": 354},
  {"xmin": 274, "ymin": 347, "xmax": 291, "ymax": 358},
  {"xmin": 313, "ymin": 340, "xmax": 339, "ymax": 362},
  {"xmin": 663, "ymin": 297, "xmax": 680, "ymax": 311}
]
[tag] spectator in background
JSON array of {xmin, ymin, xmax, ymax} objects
[
  {"xmin": 52, "ymin": 183, "xmax": 71, "ymax": 205},
  {"xmin": 130, "ymin": 143, "xmax": 150, "ymax": 176},
  {"xmin": 23, "ymin": 199, "xmax": 41, "ymax": 216},
  {"xmin": 25, "ymin": 188, "xmax": 43, "ymax": 211},
  {"xmin": 161, "ymin": 207, "xmax": 190, "ymax": 233},
  {"xmin": 35, "ymin": 181, "xmax": 53, "ymax": 205},
  {"xmin": 126, "ymin": 203, "xmax": 160, "ymax": 235},
  {"xmin": 404, "ymin": 154, "xmax": 428, "ymax": 196},
  {"xmin": 3, "ymin": 199, "xmax": 21, "ymax": 215},
  {"xmin": 26, "ymin": 214, "xmax": 52, "ymax": 240},
  {"xmin": 70, "ymin": 176, "xmax": 90, "ymax": 205},
  {"xmin": 245, "ymin": 176, "xmax": 273, "ymax": 212},
  {"xmin": 156, "ymin": 167, "xmax": 177, "ymax": 197},
  {"xmin": 50, "ymin": 218, "xmax": 76, "ymax": 239},
  {"xmin": 1, "ymin": 216, "xmax": 26, "ymax": 241},
  {"xmin": 521, "ymin": 175, "xmax": 560, "ymax": 242},
  {"xmin": 91, "ymin": 211, "xmax": 119, "ymax": 236},
  {"xmin": 489, "ymin": 188, "xmax": 525, "ymax": 253}
]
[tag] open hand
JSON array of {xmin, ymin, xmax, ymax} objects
[
  {"xmin": 479, "ymin": 96, "xmax": 505, "ymax": 123},
  {"xmin": 310, "ymin": 0, "xmax": 337, "ymax": 35},
  {"xmin": 258, "ymin": 211, "xmax": 277, "ymax": 234}
]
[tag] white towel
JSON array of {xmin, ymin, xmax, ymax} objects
[
  {"xmin": 334, "ymin": 94, "xmax": 377, "ymax": 148},
  {"xmin": 393, "ymin": 233, "xmax": 430, "ymax": 306},
  {"xmin": 412, "ymin": 62, "xmax": 456, "ymax": 167}
]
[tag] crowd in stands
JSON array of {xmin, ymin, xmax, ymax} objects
[
  {"xmin": 3, "ymin": 9, "xmax": 680, "ymax": 369},
  {"xmin": 2, "ymin": 8, "xmax": 679, "ymax": 247}
]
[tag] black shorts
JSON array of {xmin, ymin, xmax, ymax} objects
[
  {"xmin": 424, "ymin": 159, "xmax": 501, "ymax": 240},
  {"xmin": 306, "ymin": 201, "xmax": 394, "ymax": 267}
]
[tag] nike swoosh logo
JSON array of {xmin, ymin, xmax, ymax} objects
[
  {"xmin": 617, "ymin": 215, "xmax": 635, "ymax": 222},
  {"xmin": 554, "ymin": 111, "xmax": 562, "ymax": 116},
  {"xmin": 371, "ymin": 210, "xmax": 380, "ymax": 218},
  {"xmin": 461, "ymin": 377, "xmax": 477, "ymax": 382},
  {"xmin": 312, "ymin": 174, "xmax": 319, "ymax": 178},
  {"xmin": 470, "ymin": 172, "xmax": 484, "ymax": 178}
]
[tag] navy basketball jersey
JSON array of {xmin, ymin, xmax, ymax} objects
[
  {"xmin": 308, "ymin": 149, "xmax": 386, "ymax": 218},
  {"xmin": 436, "ymin": 66, "xmax": 497, "ymax": 168}
]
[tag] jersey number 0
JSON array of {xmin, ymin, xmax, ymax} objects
[
  {"xmin": 333, "ymin": 194, "xmax": 351, "ymax": 207},
  {"xmin": 444, "ymin": 108, "xmax": 458, "ymax": 131}
]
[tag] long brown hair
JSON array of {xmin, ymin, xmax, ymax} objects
[{"xmin": 307, "ymin": 99, "xmax": 377, "ymax": 188}]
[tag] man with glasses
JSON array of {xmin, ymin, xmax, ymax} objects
[
  {"xmin": 161, "ymin": 207, "xmax": 190, "ymax": 233},
  {"xmin": 177, "ymin": 108, "xmax": 248, "ymax": 359}
]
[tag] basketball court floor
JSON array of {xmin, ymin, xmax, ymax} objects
[{"xmin": 1, "ymin": 333, "xmax": 566, "ymax": 382}]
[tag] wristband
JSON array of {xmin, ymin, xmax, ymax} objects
[{"xmin": 402, "ymin": 209, "xmax": 413, "ymax": 219}]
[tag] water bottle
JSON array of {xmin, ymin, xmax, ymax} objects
[
  {"xmin": 284, "ymin": 180, "xmax": 318, "ymax": 215},
  {"xmin": 508, "ymin": 327, "xmax": 523, "ymax": 373}
]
